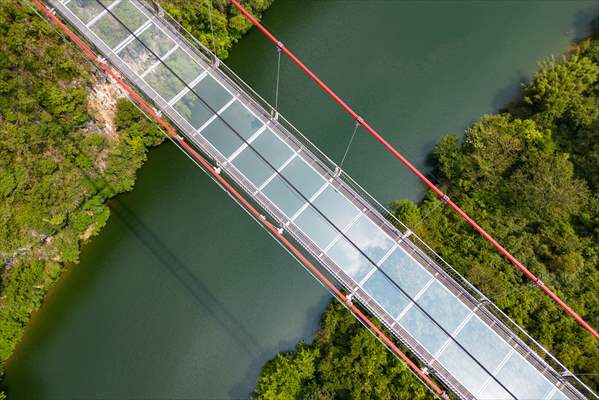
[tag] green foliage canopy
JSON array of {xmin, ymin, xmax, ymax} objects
[
  {"xmin": 160, "ymin": 0, "xmax": 273, "ymax": 59},
  {"xmin": 254, "ymin": 302, "xmax": 434, "ymax": 400}
]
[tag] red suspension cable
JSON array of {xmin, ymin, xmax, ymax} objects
[
  {"xmin": 31, "ymin": 0, "xmax": 448, "ymax": 396},
  {"xmin": 229, "ymin": 0, "xmax": 599, "ymax": 341}
]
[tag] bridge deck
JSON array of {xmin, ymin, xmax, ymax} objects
[{"xmin": 48, "ymin": 1, "xmax": 591, "ymax": 399}]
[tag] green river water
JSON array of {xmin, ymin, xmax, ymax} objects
[{"xmin": 5, "ymin": 1, "xmax": 598, "ymax": 398}]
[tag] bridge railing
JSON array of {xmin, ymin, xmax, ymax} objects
[{"xmin": 135, "ymin": 1, "xmax": 598, "ymax": 396}]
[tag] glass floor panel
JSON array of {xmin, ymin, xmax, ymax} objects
[
  {"xmin": 119, "ymin": 22, "xmax": 173, "ymax": 74},
  {"xmin": 199, "ymin": 118, "xmax": 244, "ymax": 159},
  {"xmin": 478, "ymin": 380, "xmax": 514, "ymax": 400},
  {"xmin": 261, "ymin": 175, "xmax": 305, "ymax": 218},
  {"xmin": 119, "ymin": 35, "xmax": 160, "ymax": 75},
  {"xmin": 496, "ymin": 352, "xmax": 553, "ymax": 400},
  {"xmin": 91, "ymin": 10, "xmax": 132, "ymax": 48},
  {"xmin": 455, "ymin": 315, "xmax": 511, "ymax": 371},
  {"xmin": 277, "ymin": 157, "xmax": 325, "ymax": 200},
  {"xmin": 163, "ymin": 47, "xmax": 204, "ymax": 85},
  {"xmin": 417, "ymin": 281, "xmax": 470, "ymax": 333},
  {"xmin": 192, "ymin": 75, "xmax": 232, "ymax": 113},
  {"xmin": 398, "ymin": 305, "xmax": 448, "ymax": 355},
  {"xmin": 109, "ymin": 0, "xmax": 147, "ymax": 32},
  {"xmin": 135, "ymin": 22, "xmax": 174, "ymax": 57},
  {"xmin": 312, "ymin": 186, "xmax": 360, "ymax": 230},
  {"xmin": 380, "ymin": 247, "xmax": 431, "ymax": 298},
  {"xmin": 66, "ymin": 0, "xmax": 112, "ymax": 24},
  {"xmin": 144, "ymin": 62, "xmax": 185, "ymax": 101},
  {"xmin": 345, "ymin": 215, "xmax": 395, "ymax": 263},
  {"xmin": 437, "ymin": 341, "xmax": 491, "ymax": 396},
  {"xmin": 250, "ymin": 129, "xmax": 294, "ymax": 169},
  {"xmin": 326, "ymin": 237, "xmax": 373, "ymax": 283},
  {"xmin": 231, "ymin": 147, "xmax": 272, "ymax": 187},
  {"xmin": 220, "ymin": 101, "xmax": 263, "ymax": 140},
  {"xmin": 363, "ymin": 270, "xmax": 410, "ymax": 318},
  {"xmin": 293, "ymin": 204, "xmax": 338, "ymax": 250},
  {"xmin": 172, "ymin": 86, "xmax": 213, "ymax": 129}
]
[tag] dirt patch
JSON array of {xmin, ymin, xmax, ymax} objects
[
  {"xmin": 79, "ymin": 223, "xmax": 96, "ymax": 241},
  {"xmin": 87, "ymin": 73, "xmax": 128, "ymax": 140}
]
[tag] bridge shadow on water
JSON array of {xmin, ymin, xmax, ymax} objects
[
  {"xmin": 109, "ymin": 196, "xmax": 266, "ymax": 364},
  {"xmin": 110, "ymin": 194, "xmax": 327, "ymax": 398}
]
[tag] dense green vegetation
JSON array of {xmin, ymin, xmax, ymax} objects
[
  {"xmin": 255, "ymin": 301, "xmax": 433, "ymax": 400},
  {"xmin": 160, "ymin": 0, "xmax": 273, "ymax": 59},
  {"xmin": 0, "ymin": 0, "xmax": 164, "ymax": 383},
  {"xmin": 0, "ymin": 0, "xmax": 272, "ymax": 395},
  {"xmin": 255, "ymin": 37, "xmax": 599, "ymax": 398}
]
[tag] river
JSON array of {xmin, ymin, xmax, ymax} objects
[{"xmin": 5, "ymin": 1, "xmax": 597, "ymax": 398}]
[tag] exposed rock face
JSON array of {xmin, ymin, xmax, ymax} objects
[{"xmin": 87, "ymin": 72, "xmax": 128, "ymax": 139}]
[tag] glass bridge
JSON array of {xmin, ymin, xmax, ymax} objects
[{"xmin": 45, "ymin": 0, "xmax": 597, "ymax": 398}]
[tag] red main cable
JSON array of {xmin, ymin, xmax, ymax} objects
[
  {"xmin": 228, "ymin": 0, "xmax": 599, "ymax": 341},
  {"xmin": 31, "ymin": 0, "xmax": 448, "ymax": 396}
]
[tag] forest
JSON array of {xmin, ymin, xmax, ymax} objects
[
  {"xmin": 254, "ymin": 32, "xmax": 599, "ymax": 399},
  {"xmin": 0, "ymin": 0, "xmax": 271, "ymax": 396}
]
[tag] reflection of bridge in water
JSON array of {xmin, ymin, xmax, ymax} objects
[{"xmin": 34, "ymin": 0, "xmax": 598, "ymax": 398}]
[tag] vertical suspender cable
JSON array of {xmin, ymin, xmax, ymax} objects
[
  {"xmin": 274, "ymin": 45, "xmax": 281, "ymax": 115},
  {"xmin": 339, "ymin": 121, "xmax": 359, "ymax": 171},
  {"xmin": 228, "ymin": 0, "xmax": 599, "ymax": 341}
]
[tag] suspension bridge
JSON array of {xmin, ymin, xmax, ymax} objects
[{"xmin": 32, "ymin": 0, "xmax": 599, "ymax": 399}]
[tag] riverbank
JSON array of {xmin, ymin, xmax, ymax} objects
[
  {"xmin": 254, "ymin": 25, "xmax": 599, "ymax": 399},
  {"xmin": 0, "ymin": 0, "xmax": 271, "ymax": 394}
]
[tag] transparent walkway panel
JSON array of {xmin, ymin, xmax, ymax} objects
[
  {"xmin": 90, "ymin": 10, "xmax": 132, "ymax": 48},
  {"xmin": 437, "ymin": 341, "xmax": 491, "ymax": 395},
  {"xmin": 293, "ymin": 205, "xmax": 338, "ymax": 250},
  {"xmin": 362, "ymin": 270, "xmax": 410, "ymax": 317},
  {"xmin": 173, "ymin": 86, "xmax": 214, "ymax": 130},
  {"xmin": 200, "ymin": 118, "xmax": 244, "ymax": 159},
  {"xmin": 454, "ymin": 316, "xmax": 511, "ymax": 371},
  {"xmin": 311, "ymin": 185, "xmax": 360, "ymax": 229},
  {"xmin": 220, "ymin": 101, "xmax": 263, "ymax": 140},
  {"xmin": 66, "ymin": 0, "xmax": 112, "ymax": 24},
  {"xmin": 380, "ymin": 247, "xmax": 432, "ymax": 298},
  {"xmin": 479, "ymin": 380, "xmax": 513, "ymax": 400},
  {"xmin": 248, "ymin": 129, "xmax": 294, "ymax": 168},
  {"xmin": 162, "ymin": 47, "xmax": 205, "ymax": 84},
  {"xmin": 327, "ymin": 237, "xmax": 373, "ymax": 283},
  {"xmin": 345, "ymin": 215, "xmax": 395, "ymax": 262},
  {"xmin": 418, "ymin": 281, "xmax": 470, "ymax": 333},
  {"xmin": 119, "ymin": 23, "xmax": 172, "ymax": 74},
  {"xmin": 231, "ymin": 148, "xmax": 272, "ymax": 187},
  {"xmin": 278, "ymin": 157, "xmax": 326, "ymax": 200},
  {"xmin": 399, "ymin": 305, "xmax": 448, "ymax": 355},
  {"xmin": 497, "ymin": 352, "xmax": 554, "ymax": 399}
]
